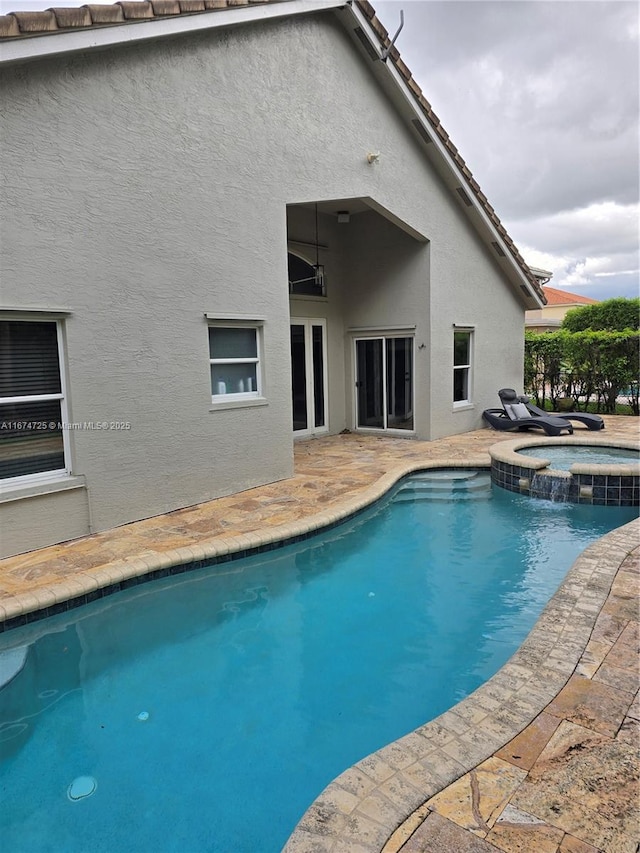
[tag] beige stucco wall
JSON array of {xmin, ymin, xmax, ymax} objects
[
  {"xmin": 526, "ymin": 304, "xmax": 573, "ymax": 324},
  {"xmin": 0, "ymin": 12, "xmax": 525, "ymax": 555}
]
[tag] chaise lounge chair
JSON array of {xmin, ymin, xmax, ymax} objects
[
  {"xmin": 498, "ymin": 388, "xmax": 605, "ymax": 431},
  {"xmin": 482, "ymin": 391, "xmax": 574, "ymax": 436}
]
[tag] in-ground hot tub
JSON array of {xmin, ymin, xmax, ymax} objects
[{"xmin": 490, "ymin": 437, "xmax": 640, "ymax": 505}]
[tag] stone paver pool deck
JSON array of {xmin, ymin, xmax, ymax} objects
[{"xmin": 0, "ymin": 419, "xmax": 638, "ymax": 853}]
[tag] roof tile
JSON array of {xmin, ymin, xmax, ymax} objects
[
  {"xmin": 543, "ymin": 286, "xmax": 598, "ymax": 306},
  {"xmin": 395, "ymin": 56, "xmax": 410, "ymax": 80},
  {"xmin": 83, "ymin": 3, "xmax": 125, "ymax": 23},
  {"xmin": 47, "ymin": 6, "xmax": 92, "ymax": 27},
  {"xmin": 178, "ymin": 0, "xmax": 205, "ymax": 11},
  {"xmin": 150, "ymin": 0, "xmax": 181, "ymax": 15},
  {"xmin": 369, "ymin": 14, "xmax": 388, "ymax": 42},
  {"xmin": 357, "ymin": 0, "xmax": 375, "ymax": 19},
  {"xmin": 407, "ymin": 77, "xmax": 422, "ymax": 98},
  {"xmin": 0, "ymin": 14, "xmax": 20, "ymax": 36},
  {"xmin": 116, "ymin": 2, "xmax": 155, "ymax": 20},
  {"xmin": 12, "ymin": 10, "xmax": 58, "ymax": 31},
  {"xmin": 203, "ymin": 0, "xmax": 230, "ymax": 7}
]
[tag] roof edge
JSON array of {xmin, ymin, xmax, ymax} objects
[
  {"xmin": 0, "ymin": 0, "xmax": 544, "ymax": 308},
  {"xmin": 349, "ymin": 1, "xmax": 544, "ymax": 307},
  {"xmin": 0, "ymin": 1, "xmax": 346, "ymax": 58}
]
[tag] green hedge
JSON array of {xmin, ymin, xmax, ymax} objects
[
  {"xmin": 524, "ymin": 329, "xmax": 640, "ymax": 415},
  {"xmin": 562, "ymin": 297, "xmax": 640, "ymax": 332}
]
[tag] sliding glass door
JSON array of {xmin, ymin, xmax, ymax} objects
[
  {"xmin": 291, "ymin": 319, "xmax": 328, "ymax": 435},
  {"xmin": 355, "ymin": 336, "xmax": 413, "ymax": 431}
]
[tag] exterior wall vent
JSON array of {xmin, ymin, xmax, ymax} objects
[
  {"xmin": 411, "ymin": 119, "xmax": 433, "ymax": 144},
  {"xmin": 456, "ymin": 187, "xmax": 473, "ymax": 206},
  {"xmin": 491, "ymin": 241, "xmax": 506, "ymax": 257},
  {"xmin": 353, "ymin": 27, "xmax": 380, "ymax": 61}
]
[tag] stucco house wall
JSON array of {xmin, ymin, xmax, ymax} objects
[{"xmin": 0, "ymin": 9, "xmax": 532, "ymax": 557}]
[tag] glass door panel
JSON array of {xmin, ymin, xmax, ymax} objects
[
  {"xmin": 355, "ymin": 336, "xmax": 413, "ymax": 431},
  {"xmin": 356, "ymin": 338, "xmax": 384, "ymax": 428},
  {"xmin": 291, "ymin": 324, "xmax": 308, "ymax": 432},
  {"xmin": 291, "ymin": 320, "xmax": 328, "ymax": 434},
  {"xmin": 386, "ymin": 337, "xmax": 413, "ymax": 430},
  {"xmin": 312, "ymin": 325, "xmax": 325, "ymax": 429}
]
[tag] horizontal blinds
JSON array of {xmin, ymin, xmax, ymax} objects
[
  {"xmin": 0, "ymin": 321, "xmax": 62, "ymax": 397},
  {"xmin": 0, "ymin": 399, "xmax": 64, "ymax": 479}
]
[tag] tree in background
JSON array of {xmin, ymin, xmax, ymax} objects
[
  {"xmin": 562, "ymin": 297, "xmax": 640, "ymax": 332},
  {"xmin": 525, "ymin": 298, "xmax": 639, "ymax": 414}
]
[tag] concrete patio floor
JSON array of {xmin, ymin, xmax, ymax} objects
[{"xmin": 0, "ymin": 419, "xmax": 638, "ymax": 853}]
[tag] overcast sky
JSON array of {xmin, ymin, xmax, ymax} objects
[
  {"xmin": 374, "ymin": 0, "xmax": 639, "ymax": 300},
  {"xmin": 2, "ymin": 0, "xmax": 638, "ymax": 300}
]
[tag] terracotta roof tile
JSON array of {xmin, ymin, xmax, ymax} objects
[
  {"xmin": 83, "ymin": 3, "xmax": 125, "ymax": 23},
  {"xmin": 369, "ymin": 14, "xmax": 388, "ymax": 42},
  {"xmin": 47, "ymin": 7, "xmax": 92, "ymax": 27},
  {"xmin": 117, "ymin": 1, "xmax": 154, "ymax": 20},
  {"xmin": 11, "ymin": 10, "xmax": 59, "ymax": 31},
  {"xmin": 357, "ymin": 0, "xmax": 375, "ymax": 19},
  {"xmin": 0, "ymin": 14, "xmax": 20, "ymax": 36},
  {"xmin": 149, "ymin": 0, "xmax": 180, "ymax": 14},
  {"xmin": 0, "ymin": 0, "xmax": 542, "ymax": 301},
  {"xmin": 543, "ymin": 286, "xmax": 598, "ymax": 306}
]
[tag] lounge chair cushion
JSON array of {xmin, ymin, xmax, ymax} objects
[{"xmin": 506, "ymin": 402, "xmax": 530, "ymax": 419}]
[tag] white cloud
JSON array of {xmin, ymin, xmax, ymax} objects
[{"xmin": 375, "ymin": 0, "xmax": 639, "ymax": 301}]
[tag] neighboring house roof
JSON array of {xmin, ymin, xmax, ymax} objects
[
  {"xmin": 542, "ymin": 286, "xmax": 598, "ymax": 306},
  {"xmin": 0, "ymin": 0, "xmax": 545, "ymax": 306}
]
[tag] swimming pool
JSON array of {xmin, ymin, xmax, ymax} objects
[
  {"xmin": 0, "ymin": 471, "xmax": 636, "ymax": 852},
  {"xmin": 517, "ymin": 445, "xmax": 640, "ymax": 470}
]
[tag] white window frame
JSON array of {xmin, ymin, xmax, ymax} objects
[
  {"xmin": 453, "ymin": 327, "xmax": 474, "ymax": 408},
  {"xmin": 351, "ymin": 330, "xmax": 416, "ymax": 435},
  {"xmin": 290, "ymin": 317, "xmax": 329, "ymax": 437},
  {"xmin": 207, "ymin": 318, "xmax": 265, "ymax": 406},
  {"xmin": 0, "ymin": 316, "xmax": 71, "ymax": 487}
]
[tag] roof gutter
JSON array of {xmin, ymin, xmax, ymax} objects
[{"xmin": 0, "ymin": 0, "xmax": 346, "ymax": 65}]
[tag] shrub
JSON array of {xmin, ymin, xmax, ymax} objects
[
  {"xmin": 525, "ymin": 329, "xmax": 640, "ymax": 414},
  {"xmin": 562, "ymin": 297, "xmax": 640, "ymax": 332}
]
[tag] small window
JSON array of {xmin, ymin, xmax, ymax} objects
[
  {"xmin": 453, "ymin": 329, "xmax": 473, "ymax": 405},
  {"xmin": 208, "ymin": 324, "xmax": 262, "ymax": 400},
  {"xmin": 0, "ymin": 319, "xmax": 68, "ymax": 481}
]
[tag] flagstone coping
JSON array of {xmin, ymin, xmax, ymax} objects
[{"xmin": 490, "ymin": 435, "xmax": 640, "ymax": 475}]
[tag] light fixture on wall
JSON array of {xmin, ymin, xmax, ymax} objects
[
  {"xmin": 313, "ymin": 202, "xmax": 325, "ymax": 292},
  {"xmin": 366, "ymin": 151, "xmax": 381, "ymax": 164},
  {"xmin": 337, "ymin": 210, "xmax": 350, "ymax": 224}
]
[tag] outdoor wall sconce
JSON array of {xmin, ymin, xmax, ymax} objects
[{"xmin": 366, "ymin": 152, "xmax": 380, "ymax": 164}]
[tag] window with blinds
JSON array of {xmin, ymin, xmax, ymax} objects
[{"xmin": 0, "ymin": 320, "xmax": 67, "ymax": 480}]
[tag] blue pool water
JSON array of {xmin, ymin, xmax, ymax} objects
[
  {"xmin": 518, "ymin": 445, "xmax": 639, "ymax": 470},
  {"xmin": 0, "ymin": 471, "xmax": 636, "ymax": 852}
]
